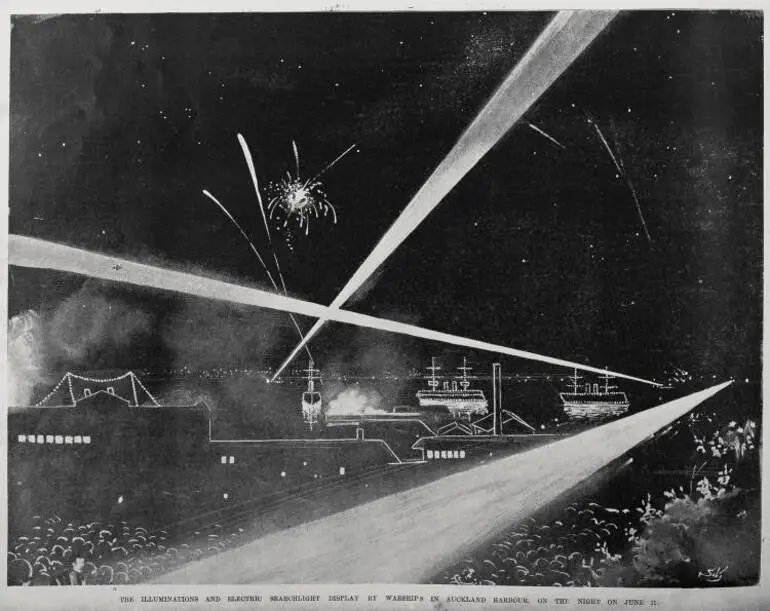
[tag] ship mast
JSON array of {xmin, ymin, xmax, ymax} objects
[
  {"xmin": 457, "ymin": 357, "xmax": 472, "ymax": 391},
  {"xmin": 301, "ymin": 357, "xmax": 322, "ymax": 430},
  {"xmin": 427, "ymin": 357, "xmax": 440, "ymax": 390},
  {"xmin": 570, "ymin": 368, "xmax": 582, "ymax": 393},
  {"xmin": 601, "ymin": 368, "xmax": 615, "ymax": 394},
  {"xmin": 304, "ymin": 358, "xmax": 319, "ymax": 392}
]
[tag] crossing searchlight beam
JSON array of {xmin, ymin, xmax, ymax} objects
[
  {"xmin": 10, "ymin": 235, "xmax": 660, "ymax": 387},
  {"xmin": 271, "ymin": 10, "xmax": 618, "ymax": 381}
]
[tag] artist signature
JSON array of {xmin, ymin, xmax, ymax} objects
[{"xmin": 698, "ymin": 566, "xmax": 728, "ymax": 583}]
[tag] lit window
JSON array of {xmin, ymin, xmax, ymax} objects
[
  {"xmin": 229, "ymin": 456, "xmax": 235, "ymax": 464},
  {"xmin": 74, "ymin": 436, "xmax": 82, "ymax": 444},
  {"xmin": 426, "ymin": 450, "xmax": 433, "ymax": 459},
  {"xmin": 46, "ymin": 435, "xmax": 54, "ymax": 444},
  {"xmin": 460, "ymin": 450, "xmax": 466, "ymax": 459},
  {"xmin": 28, "ymin": 434, "xmax": 35, "ymax": 442},
  {"xmin": 82, "ymin": 436, "xmax": 91, "ymax": 444},
  {"xmin": 453, "ymin": 450, "xmax": 460, "ymax": 459},
  {"xmin": 17, "ymin": 435, "xmax": 26, "ymax": 443},
  {"xmin": 223, "ymin": 492, "xmax": 229, "ymax": 500},
  {"xmin": 280, "ymin": 471, "xmax": 286, "ymax": 478},
  {"xmin": 220, "ymin": 456, "xmax": 226, "ymax": 464},
  {"xmin": 55, "ymin": 436, "xmax": 64, "ymax": 444},
  {"xmin": 440, "ymin": 450, "xmax": 447, "ymax": 459},
  {"xmin": 65, "ymin": 436, "xmax": 73, "ymax": 444},
  {"xmin": 37, "ymin": 435, "xmax": 44, "ymax": 444},
  {"xmin": 339, "ymin": 467, "xmax": 346, "ymax": 476}
]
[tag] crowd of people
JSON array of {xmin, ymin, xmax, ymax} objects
[
  {"xmin": 8, "ymin": 514, "xmax": 247, "ymax": 586},
  {"xmin": 440, "ymin": 500, "xmax": 631, "ymax": 587}
]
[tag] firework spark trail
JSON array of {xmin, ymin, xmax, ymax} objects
[
  {"xmin": 202, "ymin": 189, "xmax": 312, "ymax": 358},
  {"xmin": 588, "ymin": 117, "xmax": 652, "ymax": 243},
  {"xmin": 270, "ymin": 11, "xmax": 618, "ymax": 381},
  {"xmin": 311, "ymin": 143, "xmax": 357, "ymax": 182},
  {"xmin": 9, "ymin": 235, "xmax": 661, "ymax": 387},
  {"xmin": 153, "ymin": 381, "xmax": 731, "ymax": 584},
  {"xmin": 528, "ymin": 122, "xmax": 566, "ymax": 149},
  {"xmin": 274, "ymin": 252, "xmax": 289, "ymax": 294},
  {"xmin": 237, "ymin": 133, "xmax": 273, "ymax": 246},
  {"xmin": 236, "ymin": 133, "xmax": 295, "ymax": 300},
  {"xmin": 292, "ymin": 140, "xmax": 300, "ymax": 178},
  {"xmin": 235, "ymin": 133, "xmax": 312, "ymax": 357},
  {"xmin": 202, "ymin": 189, "xmax": 277, "ymax": 288}
]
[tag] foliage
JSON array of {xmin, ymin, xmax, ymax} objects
[{"xmin": 442, "ymin": 410, "xmax": 760, "ymax": 588}]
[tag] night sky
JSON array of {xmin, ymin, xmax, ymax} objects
[{"xmin": 8, "ymin": 11, "xmax": 764, "ymax": 383}]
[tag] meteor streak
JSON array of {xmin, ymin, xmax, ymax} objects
[
  {"xmin": 589, "ymin": 117, "xmax": 623, "ymax": 175},
  {"xmin": 528, "ymin": 122, "xmax": 566, "ymax": 149},
  {"xmin": 153, "ymin": 381, "xmax": 732, "ymax": 584},
  {"xmin": 588, "ymin": 114, "xmax": 652, "ymax": 243},
  {"xmin": 9, "ymin": 235, "xmax": 660, "ymax": 387},
  {"xmin": 271, "ymin": 11, "xmax": 618, "ymax": 380}
]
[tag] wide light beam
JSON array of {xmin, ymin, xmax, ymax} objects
[
  {"xmin": 9, "ymin": 235, "xmax": 660, "ymax": 386},
  {"xmin": 271, "ymin": 10, "xmax": 618, "ymax": 380}
]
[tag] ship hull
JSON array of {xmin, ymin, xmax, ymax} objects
[{"xmin": 560, "ymin": 392, "xmax": 630, "ymax": 420}]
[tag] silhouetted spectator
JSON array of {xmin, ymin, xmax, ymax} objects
[
  {"xmin": 68, "ymin": 555, "xmax": 87, "ymax": 585},
  {"xmin": 8, "ymin": 558, "xmax": 33, "ymax": 586},
  {"xmin": 96, "ymin": 564, "xmax": 114, "ymax": 585}
]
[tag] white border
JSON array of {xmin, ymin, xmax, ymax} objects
[{"xmin": 0, "ymin": 4, "xmax": 766, "ymax": 610}]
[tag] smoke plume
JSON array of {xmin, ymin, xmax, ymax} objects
[
  {"xmin": 46, "ymin": 286, "xmax": 152, "ymax": 367},
  {"xmin": 7, "ymin": 282, "xmax": 153, "ymax": 406},
  {"xmin": 161, "ymin": 297, "xmax": 291, "ymax": 372},
  {"xmin": 325, "ymin": 386, "xmax": 388, "ymax": 417},
  {"xmin": 7, "ymin": 311, "xmax": 45, "ymax": 407}
]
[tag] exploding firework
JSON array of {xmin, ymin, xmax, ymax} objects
[
  {"xmin": 267, "ymin": 175, "xmax": 335, "ymax": 234},
  {"xmin": 267, "ymin": 141, "xmax": 354, "ymax": 235}
]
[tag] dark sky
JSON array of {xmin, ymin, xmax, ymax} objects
[{"xmin": 8, "ymin": 11, "xmax": 764, "ymax": 382}]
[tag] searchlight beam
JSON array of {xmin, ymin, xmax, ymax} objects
[
  {"xmin": 9, "ymin": 234, "xmax": 660, "ymax": 387},
  {"xmin": 270, "ymin": 10, "xmax": 618, "ymax": 380},
  {"xmin": 153, "ymin": 381, "xmax": 732, "ymax": 584}
]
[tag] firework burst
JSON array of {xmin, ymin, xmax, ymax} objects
[
  {"xmin": 267, "ymin": 140, "xmax": 354, "ymax": 235},
  {"xmin": 267, "ymin": 175, "xmax": 336, "ymax": 234}
]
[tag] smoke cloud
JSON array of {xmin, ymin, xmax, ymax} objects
[
  {"xmin": 161, "ymin": 297, "xmax": 291, "ymax": 372},
  {"xmin": 7, "ymin": 283, "xmax": 154, "ymax": 406},
  {"xmin": 325, "ymin": 386, "xmax": 388, "ymax": 417},
  {"xmin": 46, "ymin": 286, "xmax": 152, "ymax": 367},
  {"xmin": 7, "ymin": 311, "xmax": 45, "ymax": 407}
]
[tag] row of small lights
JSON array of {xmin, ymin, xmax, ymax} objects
[
  {"xmin": 221, "ymin": 466, "xmax": 347, "ymax": 501},
  {"xmin": 219, "ymin": 457, "xmax": 347, "ymax": 477},
  {"xmin": 427, "ymin": 449, "xmax": 466, "ymax": 460},
  {"xmin": 18, "ymin": 434, "xmax": 91, "ymax": 445}
]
